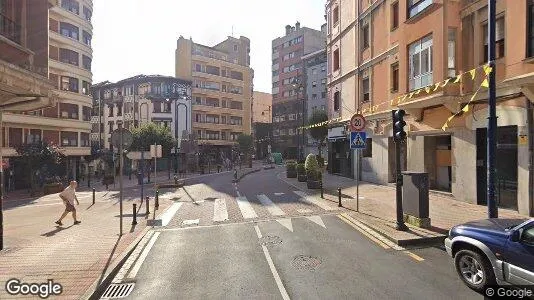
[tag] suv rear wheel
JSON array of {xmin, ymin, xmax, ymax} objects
[{"xmin": 454, "ymin": 249, "xmax": 495, "ymax": 292}]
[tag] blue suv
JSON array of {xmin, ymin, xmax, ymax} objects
[{"xmin": 445, "ymin": 218, "xmax": 534, "ymax": 292}]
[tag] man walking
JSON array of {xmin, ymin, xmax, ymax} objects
[{"xmin": 55, "ymin": 181, "xmax": 81, "ymax": 226}]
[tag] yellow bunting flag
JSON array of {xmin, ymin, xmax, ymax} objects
[
  {"xmin": 363, "ymin": 108, "xmax": 368, "ymax": 113},
  {"xmin": 469, "ymin": 69, "xmax": 476, "ymax": 80},
  {"xmin": 425, "ymin": 86, "xmax": 431, "ymax": 94},
  {"xmin": 453, "ymin": 74, "xmax": 462, "ymax": 83},
  {"xmin": 462, "ymin": 104, "xmax": 470, "ymax": 113},
  {"xmin": 402, "ymin": 95, "xmax": 408, "ymax": 103},
  {"xmin": 433, "ymin": 82, "xmax": 441, "ymax": 91},
  {"xmin": 415, "ymin": 89, "xmax": 422, "ymax": 95},
  {"xmin": 447, "ymin": 115, "xmax": 455, "ymax": 122},
  {"xmin": 481, "ymin": 78, "xmax": 489, "ymax": 88},
  {"xmin": 409, "ymin": 92, "xmax": 415, "ymax": 98},
  {"xmin": 442, "ymin": 123, "xmax": 448, "ymax": 131},
  {"xmin": 470, "ymin": 90, "xmax": 479, "ymax": 102},
  {"xmin": 441, "ymin": 78, "xmax": 451, "ymax": 87},
  {"xmin": 484, "ymin": 65, "xmax": 493, "ymax": 75}
]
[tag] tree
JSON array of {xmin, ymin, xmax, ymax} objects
[
  {"xmin": 14, "ymin": 141, "xmax": 65, "ymax": 195},
  {"xmin": 237, "ymin": 134, "xmax": 253, "ymax": 167},
  {"xmin": 308, "ymin": 110, "xmax": 329, "ymax": 158},
  {"xmin": 129, "ymin": 122, "xmax": 176, "ymax": 155}
]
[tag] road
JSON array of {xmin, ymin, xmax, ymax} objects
[{"xmin": 102, "ymin": 167, "xmax": 480, "ymax": 300}]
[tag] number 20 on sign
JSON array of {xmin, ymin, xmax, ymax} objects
[{"xmin": 350, "ymin": 114, "xmax": 366, "ymax": 132}]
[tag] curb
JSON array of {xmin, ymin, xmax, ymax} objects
[{"xmin": 83, "ymin": 204, "xmax": 172, "ymax": 300}]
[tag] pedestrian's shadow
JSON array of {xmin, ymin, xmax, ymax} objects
[{"xmin": 41, "ymin": 225, "xmax": 74, "ymax": 237}]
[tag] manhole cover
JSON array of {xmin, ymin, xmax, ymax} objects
[
  {"xmin": 100, "ymin": 283, "xmax": 135, "ymax": 299},
  {"xmin": 291, "ymin": 255, "xmax": 322, "ymax": 271},
  {"xmin": 259, "ymin": 235, "xmax": 282, "ymax": 246}
]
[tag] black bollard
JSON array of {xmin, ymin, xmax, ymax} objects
[
  {"xmin": 320, "ymin": 182, "xmax": 324, "ymax": 199},
  {"xmin": 338, "ymin": 188, "xmax": 342, "ymax": 207},
  {"xmin": 146, "ymin": 196, "xmax": 150, "ymax": 215},
  {"xmin": 92, "ymin": 188, "xmax": 95, "ymax": 205},
  {"xmin": 155, "ymin": 190, "xmax": 159, "ymax": 210},
  {"xmin": 132, "ymin": 204, "xmax": 138, "ymax": 225}
]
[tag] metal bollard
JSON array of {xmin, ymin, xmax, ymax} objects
[
  {"xmin": 92, "ymin": 188, "xmax": 95, "ymax": 205},
  {"xmin": 320, "ymin": 182, "xmax": 324, "ymax": 199},
  {"xmin": 155, "ymin": 190, "xmax": 159, "ymax": 210},
  {"xmin": 132, "ymin": 204, "xmax": 138, "ymax": 225},
  {"xmin": 338, "ymin": 188, "xmax": 342, "ymax": 207},
  {"xmin": 145, "ymin": 196, "xmax": 150, "ymax": 215}
]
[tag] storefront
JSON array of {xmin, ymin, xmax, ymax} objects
[{"xmin": 327, "ymin": 126, "xmax": 353, "ymax": 178}]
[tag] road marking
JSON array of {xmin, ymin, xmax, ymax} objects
[
  {"xmin": 255, "ymin": 225, "xmax": 290, "ymax": 300},
  {"xmin": 160, "ymin": 202, "xmax": 183, "ymax": 226},
  {"xmin": 213, "ymin": 199, "xmax": 229, "ymax": 222},
  {"xmin": 403, "ymin": 250, "xmax": 425, "ymax": 262},
  {"xmin": 257, "ymin": 194, "xmax": 285, "ymax": 216},
  {"xmin": 274, "ymin": 193, "xmax": 285, "ymax": 196},
  {"xmin": 293, "ymin": 191, "xmax": 336, "ymax": 211},
  {"xmin": 276, "ymin": 218, "xmax": 293, "ymax": 232},
  {"xmin": 297, "ymin": 208, "xmax": 313, "ymax": 214},
  {"xmin": 338, "ymin": 215, "xmax": 390, "ymax": 249},
  {"xmin": 306, "ymin": 216, "xmax": 326, "ymax": 228},
  {"xmin": 236, "ymin": 196, "xmax": 258, "ymax": 219},
  {"xmin": 127, "ymin": 231, "xmax": 161, "ymax": 279},
  {"xmin": 182, "ymin": 219, "xmax": 200, "ymax": 226}
]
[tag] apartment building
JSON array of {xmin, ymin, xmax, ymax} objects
[
  {"xmin": 272, "ymin": 22, "xmax": 326, "ymax": 160},
  {"xmin": 326, "ymin": 0, "xmax": 534, "ymax": 216},
  {"xmin": 175, "ymin": 35, "xmax": 253, "ymax": 156},
  {"xmin": 1, "ymin": 0, "xmax": 91, "ymax": 188},
  {"xmin": 303, "ymin": 48, "xmax": 328, "ymax": 157},
  {"xmin": 91, "ymin": 75, "xmax": 192, "ymax": 151},
  {"xmin": 252, "ymin": 91, "xmax": 272, "ymax": 159}
]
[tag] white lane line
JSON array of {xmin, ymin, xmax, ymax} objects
[
  {"xmin": 274, "ymin": 193, "xmax": 285, "ymax": 196},
  {"xmin": 255, "ymin": 225, "xmax": 290, "ymax": 300},
  {"xmin": 182, "ymin": 219, "xmax": 200, "ymax": 226},
  {"xmin": 213, "ymin": 199, "xmax": 229, "ymax": 222},
  {"xmin": 306, "ymin": 216, "xmax": 326, "ymax": 228},
  {"xmin": 236, "ymin": 196, "xmax": 257, "ymax": 219},
  {"xmin": 160, "ymin": 202, "xmax": 183, "ymax": 226},
  {"xmin": 276, "ymin": 218, "xmax": 293, "ymax": 232},
  {"xmin": 127, "ymin": 232, "xmax": 161, "ymax": 279},
  {"xmin": 297, "ymin": 208, "xmax": 313, "ymax": 214},
  {"xmin": 257, "ymin": 194, "xmax": 285, "ymax": 216},
  {"xmin": 293, "ymin": 191, "xmax": 336, "ymax": 211}
]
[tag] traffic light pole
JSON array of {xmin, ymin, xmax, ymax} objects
[
  {"xmin": 487, "ymin": 0, "xmax": 498, "ymax": 218},
  {"xmin": 392, "ymin": 110, "xmax": 408, "ymax": 231}
]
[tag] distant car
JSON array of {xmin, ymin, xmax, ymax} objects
[{"xmin": 444, "ymin": 218, "xmax": 534, "ymax": 292}]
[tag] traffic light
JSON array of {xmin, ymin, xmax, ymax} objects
[{"xmin": 392, "ymin": 109, "xmax": 407, "ymax": 141}]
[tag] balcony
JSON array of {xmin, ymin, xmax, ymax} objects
[{"xmin": 0, "ymin": 12, "xmax": 21, "ymax": 44}]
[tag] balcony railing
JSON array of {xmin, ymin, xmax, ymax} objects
[{"xmin": 0, "ymin": 12, "xmax": 21, "ymax": 44}]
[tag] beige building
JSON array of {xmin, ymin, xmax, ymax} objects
[
  {"xmin": 252, "ymin": 91, "xmax": 272, "ymax": 123},
  {"xmin": 326, "ymin": 0, "xmax": 534, "ymax": 216},
  {"xmin": 175, "ymin": 35, "xmax": 253, "ymax": 154}
]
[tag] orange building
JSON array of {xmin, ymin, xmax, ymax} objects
[{"xmin": 326, "ymin": 0, "xmax": 534, "ymax": 216}]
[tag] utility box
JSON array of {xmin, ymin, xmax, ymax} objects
[{"xmin": 402, "ymin": 171, "xmax": 430, "ymax": 228}]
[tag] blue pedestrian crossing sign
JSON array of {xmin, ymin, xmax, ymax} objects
[{"xmin": 350, "ymin": 132, "xmax": 366, "ymax": 149}]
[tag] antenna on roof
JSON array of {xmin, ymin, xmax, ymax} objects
[{"xmin": 231, "ymin": 25, "xmax": 234, "ymax": 37}]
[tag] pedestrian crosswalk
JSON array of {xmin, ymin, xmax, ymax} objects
[
  {"xmin": 236, "ymin": 196, "xmax": 258, "ymax": 219},
  {"xmin": 257, "ymin": 194, "xmax": 285, "ymax": 216},
  {"xmin": 213, "ymin": 199, "xmax": 228, "ymax": 222}
]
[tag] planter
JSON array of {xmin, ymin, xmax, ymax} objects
[
  {"xmin": 102, "ymin": 175, "xmax": 114, "ymax": 185},
  {"xmin": 307, "ymin": 180, "xmax": 321, "ymax": 189},
  {"xmin": 298, "ymin": 174, "xmax": 307, "ymax": 182},
  {"xmin": 286, "ymin": 170, "xmax": 297, "ymax": 178},
  {"xmin": 43, "ymin": 183, "xmax": 63, "ymax": 195}
]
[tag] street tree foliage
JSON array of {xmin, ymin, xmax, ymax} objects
[
  {"xmin": 308, "ymin": 110, "xmax": 329, "ymax": 157},
  {"xmin": 237, "ymin": 134, "xmax": 253, "ymax": 154},
  {"xmin": 129, "ymin": 122, "xmax": 176, "ymax": 155}
]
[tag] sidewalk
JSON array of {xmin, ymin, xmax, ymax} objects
[{"xmin": 281, "ymin": 171, "xmax": 528, "ymax": 246}]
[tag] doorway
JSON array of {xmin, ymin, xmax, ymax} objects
[{"xmin": 476, "ymin": 126, "xmax": 518, "ymax": 210}]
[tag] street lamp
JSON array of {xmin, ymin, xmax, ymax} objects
[
  {"xmin": 292, "ymin": 75, "xmax": 305, "ymax": 162},
  {"xmin": 166, "ymin": 91, "xmax": 189, "ymax": 176}
]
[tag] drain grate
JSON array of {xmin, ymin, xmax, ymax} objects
[
  {"xmin": 291, "ymin": 255, "xmax": 322, "ymax": 271},
  {"xmin": 259, "ymin": 235, "xmax": 282, "ymax": 246},
  {"xmin": 101, "ymin": 283, "xmax": 135, "ymax": 299}
]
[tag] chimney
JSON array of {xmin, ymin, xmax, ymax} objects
[
  {"xmin": 285, "ymin": 25, "xmax": 291, "ymax": 35},
  {"xmin": 296, "ymin": 21, "xmax": 300, "ymax": 30}
]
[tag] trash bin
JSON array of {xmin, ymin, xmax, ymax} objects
[{"xmin": 401, "ymin": 171, "xmax": 430, "ymax": 228}]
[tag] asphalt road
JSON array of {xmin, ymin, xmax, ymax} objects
[{"xmin": 113, "ymin": 168, "xmax": 480, "ymax": 300}]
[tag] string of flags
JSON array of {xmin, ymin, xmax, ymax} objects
[{"xmin": 298, "ymin": 63, "xmax": 493, "ymax": 131}]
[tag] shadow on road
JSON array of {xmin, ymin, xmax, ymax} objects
[
  {"xmin": 97, "ymin": 236, "xmax": 121, "ymax": 285},
  {"xmin": 41, "ymin": 225, "xmax": 74, "ymax": 237}
]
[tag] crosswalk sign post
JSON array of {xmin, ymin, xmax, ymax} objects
[{"xmin": 350, "ymin": 131, "xmax": 366, "ymax": 212}]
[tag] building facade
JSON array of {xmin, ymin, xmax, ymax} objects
[
  {"xmin": 175, "ymin": 35, "xmax": 253, "ymax": 156},
  {"xmin": 325, "ymin": 0, "xmax": 534, "ymax": 216},
  {"xmin": 252, "ymin": 91, "xmax": 272, "ymax": 159},
  {"xmin": 91, "ymin": 75, "xmax": 192, "ymax": 151},
  {"xmin": 271, "ymin": 22, "xmax": 326, "ymax": 160},
  {"xmin": 1, "ymin": 0, "xmax": 91, "ymax": 187},
  {"xmin": 303, "ymin": 48, "xmax": 328, "ymax": 157}
]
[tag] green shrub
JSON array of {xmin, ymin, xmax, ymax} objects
[
  {"xmin": 297, "ymin": 163, "xmax": 306, "ymax": 174},
  {"xmin": 286, "ymin": 161, "xmax": 297, "ymax": 172},
  {"xmin": 305, "ymin": 154, "xmax": 319, "ymax": 172},
  {"xmin": 316, "ymin": 156, "xmax": 325, "ymax": 167}
]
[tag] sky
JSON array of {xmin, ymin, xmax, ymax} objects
[{"xmin": 92, "ymin": 0, "xmax": 327, "ymax": 93}]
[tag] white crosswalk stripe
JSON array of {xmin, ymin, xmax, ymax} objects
[
  {"xmin": 257, "ymin": 194, "xmax": 285, "ymax": 216},
  {"xmin": 236, "ymin": 196, "xmax": 258, "ymax": 219},
  {"xmin": 293, "ymin": 191, "xmax": 336, "ymax": 211},
  {"xmin": 213, "ymin": 199, "xmax": 229, "ymax": 222}
]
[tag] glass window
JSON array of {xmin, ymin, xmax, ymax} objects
[
  {"xmin": 61, "ymin": 0, "xmax": 79, "ymax": 15},
  {"xmin": 362, "ymin": 77, "xmax": 370, "ymax": 102},
  {"xmin": 60, "ymin": 22, "xmax": 79, "ymax": 40},
  {"xmin": 333, "ymin": 6, "xmax": 339, "ymax": 24},
  {"xmin": 483, "ymin": 18, "xmax": 505, "ymax": 62},
  {"xmin": 334, "ymin": 91, "xmax": 340, "ymax": 111},
  {"xmin": 83, "ymin": 31, "xmax": 91, "ymax": 46},
  {"xmin": 391, "ymin": 2, "xmax": 399, "ymax": 29},
  {"xmin": 409, "ymin": 35, "xmax": 433, "ymax": 91},
  {"xmin": 83, "ymin": 6, "xmax": 92, "ymax": 21},
  {"xmin": 362, "ymin": 24, "xmax": 370, "ymax": 49},
  {"xmin": 391, "ymin": 63, "xmax": 399, "ymax": 92},
  {"xmin": 408, "ymin": 0, "xmax": 432, "ymax": 19},
  {"xmin": 61, "ymin": 76, "xmax": 79, "ymax": 93},
  {"xmin": 333, "ymin": 49, "xmax": 340, "ymax": 71},
  {"xmin": 529, "ymin": 1, "xmax": 534, "ymax": 57},
  {"xmin": 82, "ymin": 55, "xmax": 91, "ymax": 70},
  {"xmin": 59, "ymin": 48, "xmax": 79, "ymax": 66}
]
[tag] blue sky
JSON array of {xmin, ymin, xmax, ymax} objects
[{"xmin": 92, "ymin": 0, "xmax": 326, "ymax": 93}]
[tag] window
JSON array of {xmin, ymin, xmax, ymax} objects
[
  {"xmin": 60, "ymin": 22, "xmax": 78, "ymax": 40},
  {"xmin": 61, "ymin": 0, "xmax": 79, "ymax": 15},
  {"xmin": 321, "ymin": 78, "xmax": 327, "ymax": 85},
  {"xmin": 321, "ymin": 92, "xmax": 326, "ymax": 98},
  {"xmin": 234, "ymin": 44, "xmax": 238, "ymax": 52},
  {"xmin": 61, "ymin": 76, "xmax": 79, "ymax": 93},
  {"xmin": 312, "ymin": 68, "xmax": 317, "ymax": 75},
  {"xmin": 483, "ymin": 18, "xmax": 505, "ymax": 62},
  {"xmin": 61, "ymin": 131, "xmax": 78, "ymax": 147},
  {"xmin": 273, "ymin": 59, "xmax": 279, "ymax": 65},
  {"xmin": 409, "ymin": 35, "xmax": 433, "ymax": 91},
  {"xmin": 195, "ymin": 96, "xmax": 202, "ymax": 105},
  {"xmin": 391, "ymin": 63, "xmax": 399, "ymax": 92},
  {"xmin": 333, "ymin": 6, "xmax": 339, "ymax": 24},
  {"xmin": 230, "ymin": 101, "xmax": 243, "ymax": 110},
  {"xmin": 60, "ymin": 103, "xmax": 79, "ymax": 119},
  {"xmin": 273, "ymin": 70, "xmax": 279, "ymax": 77},
  {"xmin": 321, "ymin": 105, "xmax": 326, "ymax": 110},
  {"xmin": 391, "ymin": 2, "xmax": 399, "ymax": 30},
  {"xmin": 448, "ymin": 28, "xmax": 456, "ymax": 78},
  {"xmin": 230, "ymin": 71, "xmax": 243, "ymax": 80},
  {"xmin": 362, "ymin": 77, "xmax": 370, "ymax": 102},
  {"xmin": 59, "ymin": 48, "xmax": 78, "ymax": 66},
  {"xmin": 312, "ymin": 81, "xmax": 317, "ymax": 87},
  {"xmin": 229, "ymin": 117, "xmax": 243, "ymax": 125},
  {"xmin": 83, "ymin": 31, "xmax": 91, "ymax": 46},
  {"xmin": 334, "ymin": 91, "xmax": 340, "ymax": 111},
  {"xmin": 206, "ymin": 115, "xmax": 219, "ymax": 124},
  {"xmin": 333, "ymin": 49, "xmax": 340, "ymax": 71},
  {"xmin": 362, "ymin": 138, "xmax": 373, "ymax": 157},
  {"xmin": 362, "ymin": 24, "xmax": 370, "ymax": 49},
  {"xmin": 312, "ymin": 94, "xmax": 317, "ymax": 99},
  {"xmin": 206, "ymin": 65, "xmax": 220, "ymax": 75},
  {"xmin": 83, "ymin": 6, "xmax": 92, "ymax": 21},
  {"xmin": 408, "ymin": 0, "xmax": 433, "ymax": 19},
  {"xmin": 321, "ymin": 65, "xmax": 326, "ymax": 72},
  {"xmin": 82, "ymin": 55, "xmax": 91, "ymax": 70},
  {"xmin": 273, "ymin": 82, "xmax": 279, "ymax": 88},
  {"xmin": 529, "ymin": 1, "xmax": 534, "ymax": 57},
  {"xmin": 82, "ymin": 81, "xmax": 91, "ymax": 95},
  {"xmin": 521, "ymin": 227, "xmax": 534, "ymax": 245}
]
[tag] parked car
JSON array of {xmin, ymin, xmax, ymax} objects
[{"xmin": 444, "ymin": 218, "xmax": 534, "ymax": 292}]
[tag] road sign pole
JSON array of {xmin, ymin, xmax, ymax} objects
[
  {"xmin": 356, "ymin": 149, "xmax": 360, "ymax": 212},
  {"xmin": 119, "ymin": 128, "xmax": 124, "ymax": 236}
]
